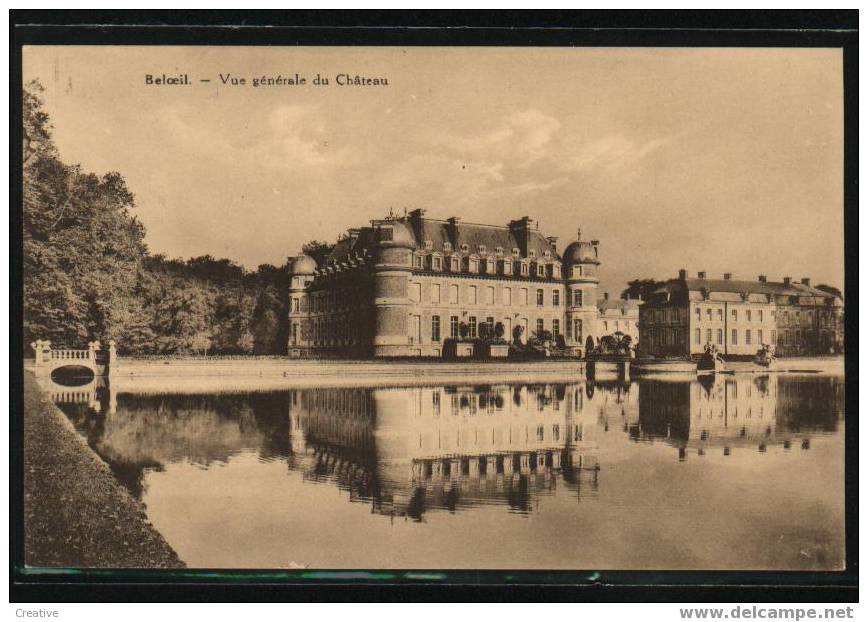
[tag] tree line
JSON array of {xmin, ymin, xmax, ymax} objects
[{"xmin": 23, "ymin": 80, "xmax": 287, "ymax": 355}]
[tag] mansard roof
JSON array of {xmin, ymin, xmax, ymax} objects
[
  {"xmin": 322, "ymin": 215, "xmax": 561, "ymax": 266},
  {"xmin": 650, "ymin": 276, "xmax": 839, "ymax": 305},
  {"xmin": 416, "ymin": 219, "xmax": 558, "ymax": 259}
]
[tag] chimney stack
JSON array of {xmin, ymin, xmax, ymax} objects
[
  {"xmin": 678, "ymin": 268, "xmax": 687, "ymax": 280},
  {"xmin": 758, "ymin": 275, "xmax": 767, "ymax": 282},
  {"xmin": 698, "ymin": 271, "xmax": 706, "ymax": 279},
  {"xmin": 723, "ymin": 273, "xmax": 732, "ymax": 280},
  {"xmin": 783, "ymin": 276, "xmax": 792, "ymax": 286},
  {"xmin": 508, "ymin": 216, "xmax": 532, "ymax": 256},
  {"xmin": 546, "ymin": 236, "xmax": 558, "ymax": 253},
  {"xmin": 447, "ymin": 216, "xmax": 462, "ymax": 248},
  {"xmin": 801, "ymin": 277, "xmax": 811, "ymax": 287}
]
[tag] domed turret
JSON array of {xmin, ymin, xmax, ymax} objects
[
  {"xmin": 562, "ymin": 229, "xmax": 599, "ymax": 265},
  {"xmin": 375, "ymin": 220, "xmax": 416, "ymax": 249},
  {"xmin": 291, "ymin": 253, "xmax": 318, "ymax": 276}
]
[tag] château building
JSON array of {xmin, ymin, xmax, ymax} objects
[
  {"xmin": 287, "ymin": 210, "xmax": 602, "ymax": 358},
  {"xmin": 596, "ymin": 293, "xmax": 641, "ymax": 343},
  {"xmin": 639, "ymin": 270, "xmax": 844, "ymax": 359}
]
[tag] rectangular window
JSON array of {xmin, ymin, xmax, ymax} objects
[
  {"xmin": 717, "ymin": 308, "xmax": 723, "ymax": 320},
  {"xmin": 431, "ymin": 315, "xmax": 441, "ymax": 342},
  {"xmin": 731, "ymin": 328, "xmax": 738, "ymax": 345},
  {"xmin": 536, "ymin": 289, "xmax": 544, "ymax": 306},
  {"xmin": 468, "ymin": 316, "xmax": 477, "ymax": 338},
  {"xmin": 486, "ymin": 316, "xmax": 494, "ymax": 331},
  {"xmin": 732, "ymin": 309, "xmax": 738, "ymax": 321},
  {"xmin": 432, "ymin": 256, "xmax": 442, "ymax": 271},
  {"xmin": 504, "ymin": 288, "xmax": 512, "ymax": 306},
  {"xmin": 410, "ymin": 282, "xmax": 421, "ymax": 303},
  {"xmin": 486, "ymin": 286, "xmax": 495, "ymax": 305},
  {"xmin": 504, "ymin": 261, "xmax": 513, "ymax": 275},
  {"xmin": 757, "ymin": 329, "xmax": 763, "ymax": 344},
  {"xmin": 758, "ymin": 309, "xmax": 763, "ymax": 322},
  {"xmin": 450, "ymin": 315, "xmax": 459, "ymax": 338},
  {"xmin": 553, "ymin": 290, "xmax": 560, "ymax": 306},
  {"xmin": 746, "ymin": 309, "xmax": 752, "ymax": 322},
  {"xmin": 521, "ymin": 288, "xmax": 528, "ymax": 306},
  {"xmin": 706, "ymin": 308, "xmax": 712, "ymax": 320},
  {"xmin": 706, "ymin": 328, "xmax": 712, "ymax": 344},
  {"xmin": 745, "ymin": 329, "xmax": 751, "ymax": 345},
  {"xmin": 771, "ymin": 329, "xmax": 777, "ymax": 344},
  {"xmin": 695, "ymin": 307, "xmax": 701, "ymax": 319},
  {"xmin": 431, "ymin": 283, "xmax": 441, "ymax": 304},
  {"xmin": 450, "ymin": 257, "xmax": 459, "ymax": 272},
  {"xmin": 716, "ymin": 329, "xmax": 723, "ymax": 345},
  {"xmin": 566, "ymin": 318, "xmax": 572, "ymax": 338},
  {"xmin": 573, "ymin": 265, "xmax": 583, "ymax": 278},
  {"xmin": 573, "ymin": 290, "xmax": 583, "ymax": 306},
  {"xmin": 537, "ymin": 264, "xmax": 545, "ymax": 277},
  {"xmin": 695, "ymin": 328, "xmax": 701, "ymax": 344},
  {"xmin": 432, "ymin": 391, "xmax": 440, "ymax": 415},
  {"xmin": 553, "ymin": 319, "xmax": 560, "ymax": 337},
  {"xmin": 449, "ymin": 284, "xmax": 459, "ymax": 304},
  {"xmin": 521, "ymin": 263, "xmax": 529, "ymax": 276},
  {"xmin": 468, "ymin": 285, "xmax": 477, "ymax": 305},
  {"xmin": 536, "ymin": 318, "xmax": 545, "ymax": 335},
  {"xmin": 574, "ymin": 319, "xmax": 583, "ymax": 341}
]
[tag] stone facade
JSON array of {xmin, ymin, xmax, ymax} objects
[
  {"xmin": 639, "ymin": 270, "xmax": 843, "ymax": 359},
  {"xmin": 596, "ymin": 293, "xmax": 641, "ymax": 344},
  {"xmin": 288, "ymin": 210, "xmax": 601, "ymax": 358}
]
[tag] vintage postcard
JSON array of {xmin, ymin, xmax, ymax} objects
[{"xmin": 19, "ymin": 44, "xmax": 846, "ymax": 575}]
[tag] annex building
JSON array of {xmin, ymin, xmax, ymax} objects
[
  {"xmin": 287, "ymin": 210, "xmax": 604, "ymax": 358},
  {"xmin": 639, "ymin": 270, "xmax": 844, "ymax": 359}
]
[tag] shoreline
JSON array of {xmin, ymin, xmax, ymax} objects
[{"xmin": 23, "ymin": 372, "xmax": 184, "ymax": 569}]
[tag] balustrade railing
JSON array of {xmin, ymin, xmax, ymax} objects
[{"xmin": 49, "ymin": 349, "xmax": 92, "ymax": 360}]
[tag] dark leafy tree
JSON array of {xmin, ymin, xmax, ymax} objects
[
  {"xmin": 815, "ymin": 284, "xmax": 843, "ymax": 299},
  {"xmin": 302, "ymin": 240, "xmax": 335, "ymax": 266},
  {"xmin": 621, "ymin": 278, "xmax": 667, "ymax": 301}
]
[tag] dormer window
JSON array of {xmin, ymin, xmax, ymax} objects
[
  {"xmin": 529, "ymin": 249, "xmax": 537, "ymax": 258},
  {"xmin": 553, "ymin": 264, "xmax": 561, "ymax": 278},
  {"xmin": 495, "ymin": 246, "xmax": 504, "ymax": 255},
  {"xmin": 431, "ymin": 254, "xmax": 442, "ymax": 271},
  {"xmin": 478, "ymin": 245, "xmax": 487, "ymax": 254},
  {"xmin": 512, "ymin": 248, "xmax": 520, "ymax": 257},
  {"xmin": 443, "ymin": 241, "xmax": 452, "ymax": 252},
  {"xmin": 450, "ymin": 256, "xmax": 460, "ymax": 272},
  {"xmin": 486, "ymin": 258, "xmax": 496, "ymax": 274},
  {"xmin": 503, "ymin": 260, "xmax": 513, "ymax": 275},
  {"xmin": 424, "ymin": 240, "xmax": 433, "ymax": 250},
  {"xmin": 413, "ymin": 254, "xmax": 423, "ymax": 269},
  {"xmin": 460, "ymin": 243, "xmax": 470, "ymax": 253},
  {"xmin": 543, "ymin": 250, "xmax": 551, "ymax": 258},
  {"xmin": 469, "ymin": 256, "xmax": 479, "ymax": 273},
  {"xmin": 536, "ymin": 263, "xmax": 545, "ymax": 277},
  {"xmin": 520, "ymin": 261, "xmax": 529, "ymax": 276}
]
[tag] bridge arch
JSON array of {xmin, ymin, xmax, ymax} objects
[{"xmin": 30, "ymin": 339, "xmax": 117, "ymax": 380}]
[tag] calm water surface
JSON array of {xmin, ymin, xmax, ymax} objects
[{"xmin": 53, "ymin": 373, "xmax": 844, "ymax": 570}]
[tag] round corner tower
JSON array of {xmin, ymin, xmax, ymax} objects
[
  {"xmin": 372, "ymin": 219, "xmax": 415, "ymax": 357},
  {"xmin": 288, "ymin": 253, "xmax": 317, "ymax": 355},
  {"xmin": 562, "ymin": 230, "xmax": 600, "ymax": 357}
]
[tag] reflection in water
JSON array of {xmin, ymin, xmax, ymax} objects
[{"xmin": 51, "ymin": 374, "xmax": 844, "ymax": 570}]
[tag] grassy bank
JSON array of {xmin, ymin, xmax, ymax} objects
[{"xmin": 23, "ymin": 372, "xmax": 184, "ymax": 569}]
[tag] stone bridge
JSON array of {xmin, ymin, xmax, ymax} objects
[{"xmin": 30, "ymin": 339, "xmax": 117, "ymax": 380}]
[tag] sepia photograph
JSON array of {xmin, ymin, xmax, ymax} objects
[{"xmin": 12, "ymin": 23, "xmax": 854, "ymax": 598}]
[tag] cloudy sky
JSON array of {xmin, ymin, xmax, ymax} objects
[{"xmin": 24, "ymin": 46, "xmax": 844, "ymax": 295}]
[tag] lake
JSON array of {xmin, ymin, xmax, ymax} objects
[{"xmin": 52, "ymin": 373, "xmax": 844, "ymax": 571}]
